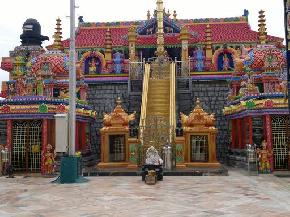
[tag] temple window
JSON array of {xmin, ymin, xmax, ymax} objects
[
  {"xmin": 109, "ymin": 135, "xmax": 126, "ymax": 162},
  {"xmin": 190, "ymin": 135, "xmax": 209, "ymax": 162}
]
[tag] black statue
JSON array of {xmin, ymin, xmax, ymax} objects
[{"xmin": 20, "ymin": 18, "xmax": 49, "ymax": 46}]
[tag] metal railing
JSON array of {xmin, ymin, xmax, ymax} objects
[
  {"xmin": 129, "ymin": 59, "xmax": 145, "ymax": 80},
  {"xmin": 175, "ymin": 58, "xmax": 190, "ymax": 77}
]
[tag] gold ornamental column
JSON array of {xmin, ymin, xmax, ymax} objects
[
  {"xmin": 156, "ymin": 0, "xmax": 165, "ymax": 57},
  {"xmin": 128, "ymin": 26, "xmax": 137, "ymax": 61},
  {"xmin": 179, "ymin": 26, "xmax": 190, "ymax": 63}
]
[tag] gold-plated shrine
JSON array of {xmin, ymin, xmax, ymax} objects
[
  {"xmin": 177, "ymin": 98, "xmax": 220, "ymax": 168},
  {"xmin": 98, "ymin": 98, "xmax": 138, "ymax": 169}
]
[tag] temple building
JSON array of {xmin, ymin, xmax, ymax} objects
[
  {"xmin": 0, "ymin": 0, "xmax": 288, "ymax": 173},
  {"xmin": 0, "ymin": 18, "xmax": 96, "ymax": 174}
]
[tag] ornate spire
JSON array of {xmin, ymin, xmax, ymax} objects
[
  {"xmin": 205, "ymin": 24, "xmax": 213, "ymax": 62},
  {"xmin": 258, "ymin": 10, "xmax": 267, "ymax": 44},
  {"xmin": 105, "ymin": 28, "xmax": 112, "ymax": 61},
  {"xmin": 180, "ymin": 98, "xmax": 216, "ymax": 128},
  {"xmin": 147, "ymin": 10, "xmax": 151, "ymax": 20},
  {"xmin": 52, "ymin": 17, "xmax": 63, "ymax": 51},
  {"xmin": 102, "ymin": 97, "xmax": 136, "ymax": 128}
]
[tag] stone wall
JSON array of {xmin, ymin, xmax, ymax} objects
[
  {"xmin": 177, "ymin": 79, "xmax": 230, "ymax": 162},
  {"xmin": 87, "ymin": 82, "xmax": 129, "ymax": 157},
  {"xmin": 86, "ymin": 79, "xmax": 230, "ymax": 163}
]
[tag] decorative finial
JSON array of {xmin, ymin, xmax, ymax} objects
[
  {"xmin": 173, "ymin": 10, "xmax": 177, "ymax": 21},
  {"xmin": 258, "ymin": 10, "xmax": 267, "ymax": 44},
  {"xmin": 116, "ymin": 97, "xmax": 122, "ymax": 105},
  {"xmin": 147, "ymin": 10, "xmax": 151, "ymax": 20},
  {"xmin": 196, "ymin": 98, "xmax": 201, "ymax": 106},
  {"xmin": 167, "ymin": 9, "xmax": 171, "ymax": 17},
  {"xmin": 52, "ymin": 17, "xmax": 63, "ymax": 50}
]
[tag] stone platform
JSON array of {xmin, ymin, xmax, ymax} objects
[{"xmin": 83, "ymin": 165, "xmax": 228, "ymax": 177}]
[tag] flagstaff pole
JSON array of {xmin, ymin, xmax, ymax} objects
[
  {"xmin": 284, "ymin": 0, "xmax": 290, "ymax": 170},
  {"xmin": 69, "ymin": 0, "xmax": 76, "ymax": 156}
]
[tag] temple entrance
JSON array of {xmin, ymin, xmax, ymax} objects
[
  {"xmin": 272, "ymin": 116, "xmax": 289, "ymax": 170},
  {"xmin": 12, "ymin": 120, "xmax": 42, "ymax": 172}
]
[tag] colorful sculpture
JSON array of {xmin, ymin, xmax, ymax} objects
[
  {"xmin": 43, "ymin": 144, "xmax": 55, "ymax": 175},
  {"xmin": 257, "ymin": 140, "xmax": 273, "ymax": 173},
  {"xmin": 89, "ymin": 58, "xmax": 97, "ymax": 74}
]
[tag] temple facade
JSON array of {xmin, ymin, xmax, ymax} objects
[{"xmin": 0, "ymin": 1, "xmax": 288, "ymax": 173}]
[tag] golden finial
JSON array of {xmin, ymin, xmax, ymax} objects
[
  {"xmin": 173, "ymin": 10, "xmax": 177, "ymax": 21},
  {"xmin": 147, "ymin": 10, "xmax": 151, "ymax": 20},
  {"xmin": 116, "ymin": 97, "xmax": 122, "ymax": 105},
  {"xmin": 52, "ymin": 17, "xmax": 63, "ymax": 50},
  {"xmin": 258, "ymin": 10, "xmax": 267, "ymax": 44},
  {"xmin": 196, "ymin": 98, "xmax": 201, "ymax": 106}
]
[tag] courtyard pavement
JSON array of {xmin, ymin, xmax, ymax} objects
[{"xmin": 0, "ymin": 169, "xmax": 290, "ymax": 217}]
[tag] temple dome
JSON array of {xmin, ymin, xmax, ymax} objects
[
  {"xmin": 247, "ymin": 45, "xmax": 286, "ymax": 71},
  {"xmin": 31, "ymin": 51, "xmax": 69, "ymax": 76}
]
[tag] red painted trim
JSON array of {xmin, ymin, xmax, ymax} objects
[
  {"xmin": 248, "ymin": 117, "xmax": 253, "ymax": 144},
  {"xmin": 231, "ymin": 119, "xmax": 236, "ymax": 149},
  {"xmin": 81, "ymin": 122, "xmax": 86, "ymax": 152},
  {"xmin": 41, "ymin": 119, "xmax": 48, "ymax": 175},
  {"xmin": 6, "ymin": 120, "xmax": 12, "ymax": 163},
  {"xmin": 237, "ymin": 119, "xmax": 242, "ymax": 149},
  {"xmin": 265, "ymin": 115, "xmax": 273, "ymax": 171}
]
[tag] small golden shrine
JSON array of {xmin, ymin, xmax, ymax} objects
[
  {"xmin": 98, "ymin": 97, "xmax": 138, "ymax": 169},
  {"xmin": 177, "ymin": 98, "xmax": 220, "ymax": 168}
]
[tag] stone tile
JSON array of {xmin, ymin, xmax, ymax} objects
[{"xmin": 0, "ymin": 169, "xmax": 290, "ymax": 217}]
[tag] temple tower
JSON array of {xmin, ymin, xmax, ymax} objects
[
  {"xmin": 52, "ymin": 18, "xmax": 63, "ymax": 51},
  {"xmin": 105, "ymin": 28, "xmax": 112, "ymax": 61},
  {"xmin": 258, "ymin": 10, "xmax": 267, "ymax": 44}
]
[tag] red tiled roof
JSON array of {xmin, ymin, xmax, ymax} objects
[{"xmin": 62, "ymin": 21, "xmax": 283, "ymax": 48}]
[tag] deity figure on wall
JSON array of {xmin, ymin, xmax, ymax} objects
[
  {"xmin": 195, "ymin": 47, "xmax": 204, "ymax": 72},
  {"xmin": 89, "ymin": 58, "xmax": 97, "ymax": 74},
  {"xmin": 36, "ymin": 75, "xmax": 44, "ymax": 96},
  {"xmin": 223, "ymin": 54, "xmax": 229, "ymax": 71},
  {"xmin": 8, "ymin": 83, "xmax": 16, "ymax": 98},
  {"xmin": 16, "ymin": 76, "xmax": 27, "ymax": 96},
  {"xmin": 257, "ymin": 140, "xmax": 273, "ymax": 173},
  {"xmin": 43, "ymin": 144, "xmax": 55, "ymax": 175},
  {"xmin": 113, "ymin": 52, "xmax": 123, "ymax": 74}
]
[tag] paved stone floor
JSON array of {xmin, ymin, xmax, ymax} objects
[{"xmin": 0, "ymin": 169, "xmax": 290, "ymax": 217}]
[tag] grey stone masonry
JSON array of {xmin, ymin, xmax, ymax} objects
[
  {"xmin": 177, "ymin": 80, "xmax": 230, "ymax": 162},
  {"xmin": 86, "ymin": 83, "xmax": 129, "ymax": 158},
  {"xmin": 87, "ymin": 79, "xmax": 230, "ymax": 163}
]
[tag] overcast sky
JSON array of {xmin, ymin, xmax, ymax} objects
[{"xmin": 0, "ymin": 0, "xmax": 285, "ymax": 83}]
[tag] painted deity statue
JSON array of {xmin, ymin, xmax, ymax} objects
[
  {"xmin": 16, "ymin": 76, "xmax": 27, "ymax": 96},
  {"xmin": 195, "ymin": 47, "xmax": 204, "ymax": 72},
  {"xmin": 113, "ymin": 52, "xmax": 123, "ymax": 74},
  {"xmin": 145, "ymin": 146, "xmax": 163, "ymax": 165},
  {"xmin": 89, "ymin": 58, "xmax": 97, "ymax": 74},
  {"xmin": 257, "ymin": 140, "xmax": 273, "ymax": 173},
  {"xmin": 223, "ymin": 54, "xmax": 229, "ymax": 71},
  {"xmin": 36, "ymin": 75, "xmax": 44, "ymax": 96},
  {"xmin": 43, "ymin": 144, "xmax": 55, "ymax": 175}
]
